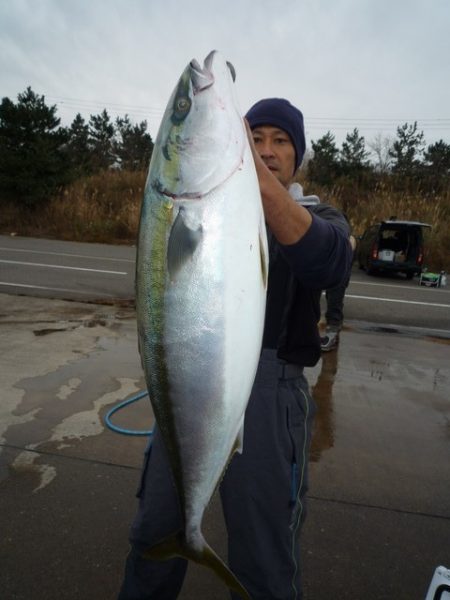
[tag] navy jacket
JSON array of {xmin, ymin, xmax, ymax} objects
[{"xmin": 263, "ymin": 203, "xmax": 352, "ymax": 367}]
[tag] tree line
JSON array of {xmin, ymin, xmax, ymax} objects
[
  {"xmin": 307, "ymin": 124, "xmax": 450, "ymax": 194},
  {"xmin": 1, "ymin": 87, "xmax": 449, "ymax": 209},
  {"xmin": 0, "ymin": 87, "xmax": 154, "ymax": 207}
]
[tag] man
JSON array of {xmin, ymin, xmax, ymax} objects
[
  {"xmin": 118, "ymin": 98, "xmax": 353, "ymax": 599},
  {"xmin": 320, "ymin": 282, "xmax": 348, "ymax": 351},
  {"xmin": 320, "ymin": 233, "xmax": 356, "ymax": 352}
]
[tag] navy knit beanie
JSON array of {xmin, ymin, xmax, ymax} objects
[{"xmin": 245, "ymin": 98, "xmax": 306, "ymax": 172}]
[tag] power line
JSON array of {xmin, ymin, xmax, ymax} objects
[
  {"xmin": 46, "ymin": 96, "xmax": 165, "ymax": 119},
  {"xmin": 45, "ymin": 95, "xmax": 450, "ymax": 124},
  {"xmin": 307, "ymin": 117, "xmax": 450, "ymax": 123},
  {"xmin": 306, "ymin": 125, "xmax": 450, "ymax": 131},
  {"xmin": 47, "ymin": 96, "xmax": 164, "ymax": 113},
  {"xmin": 44, "ymin": 95, "xmax": 450, "ymax": 140}
]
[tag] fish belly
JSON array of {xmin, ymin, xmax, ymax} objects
[{"xmin": 161, "ymin": 151, "xmax": 266, "ymax": 524}]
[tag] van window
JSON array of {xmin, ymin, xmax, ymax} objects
[
  {"xmin": 379, "ymin": 228, "xmax": 411, "ymax": 254},
  {"xmin": 380, "ymin": 227, "xmax": 422, "ymax": 261}
]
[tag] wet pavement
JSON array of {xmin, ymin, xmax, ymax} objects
[{"xmin": 0, "ymin": 293, "xmax": 449, "ymax": 600}]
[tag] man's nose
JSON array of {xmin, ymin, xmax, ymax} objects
[{"xmin": 259, "ymin": 140, "xmax": 275, "ymax": 157}]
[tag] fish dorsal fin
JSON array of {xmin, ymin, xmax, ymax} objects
[{"xmin": 167, "ymin": 207, "xmax": 202, "ymax": 278}]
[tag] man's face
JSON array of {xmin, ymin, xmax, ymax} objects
[{"xmin": 251, "ymin": 125, "xmax": 296, "ymax": 188}]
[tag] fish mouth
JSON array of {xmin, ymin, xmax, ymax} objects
[
  {"xmin": 189, "ymin": 51, "xmax": 215, "ymax": 93},
  {"xmin": 189, "ymin": 50, "xmax": 236, "ymax": 93}
]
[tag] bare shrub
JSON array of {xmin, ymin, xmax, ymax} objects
[{"xmin": 0, "ymin": 170, "xmax": 145, "ymax": 244}]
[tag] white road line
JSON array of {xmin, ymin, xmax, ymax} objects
[
  {"xmin": 347, "ymin": 294, "xmax": 450, "ymax": 309},
  {"xmin": 0, "ymin": 259, "xmax": 127, "ymax": 275},
  {"xmin": 0, "ymin": 246, "xmax": 134, "ymax": 263},
  {"xmin": 0, "ymin": 281, "xmax": 114, "ymax": 296},
  {"xmin": 349, "ymin": 279, "xmax": 448, "ymax": 292}
]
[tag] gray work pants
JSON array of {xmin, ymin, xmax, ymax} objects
[
  {"xmin": 117, "ymin": 349, "xmax": 316, "ymax": 600},
  {"xmin": 325, "ymin": 276, "xmax": 350, "ymax": 329}
]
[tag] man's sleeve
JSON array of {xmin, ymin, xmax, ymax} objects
[{"xmin": 280, "ymin": 203, "xmax": 353, "ymax": 289}]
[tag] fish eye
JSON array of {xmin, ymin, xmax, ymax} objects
[
  {"xmin": 226, "ymin": 61, "xmax": 236, "ymax": 82},
  {"xmin": 176, "ymin": 97, "xmax": 191, "ymax": 113},
  {"xmin": 171, "ymin": 95, "xmax": 192, "ymax": 124}
]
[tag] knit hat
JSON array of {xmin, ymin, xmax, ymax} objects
[{"xmin": 245, "ymin": 98, "xmax": 306, "ymax": 172}]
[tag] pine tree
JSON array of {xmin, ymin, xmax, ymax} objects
[
  {"xmin": 423, "ymin": 140, "xmax": 450, "ymax": 191},
  {"xmin": 340, "ymin": 128, "xmax": 370, "ymax": 177},
  {"xmin": 389, "ymin": 122, "xmax": 425, "ymax": 178},
  {"xmin": 308, "ymin": 132, "xmax": 340, "ymax": 186},
  {"xmin": 0, "ymin": 87, "xmax": 69, "ymax": 207},
  {"xmin": 114, "ymin": 115, "xmax": 153, "ymax": 171},
  {"xmin": 88, "ymin": 109, "xmax": 115, "ymax": 171},
  {"xmin": 66, "ymin": 113, "xmax": 92, "ymax": 178}
]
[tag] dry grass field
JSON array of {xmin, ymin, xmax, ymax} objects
[{"xmin": 1, "ymin": 169, "xmax": 448, "ymax": 271}]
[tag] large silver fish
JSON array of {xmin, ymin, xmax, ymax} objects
[{"xmin": 135, "ymin": 50, "xmax": 268, "ymax": 598}]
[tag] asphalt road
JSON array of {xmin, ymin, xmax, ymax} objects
[
  {"xmin": 0, "ymin": 235, "xmax": 136, "ymax": 301},
  {"xmin": 1, "ymin": 234, "xmax": 449, "ymax": 599},
  {"xmin": 1, "ymin": 234, "xmax": 449, "ymax": 334}
]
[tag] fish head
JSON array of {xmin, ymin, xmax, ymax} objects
[{"xmin": 150, "ymin": 50, "xmax": 245, "ymax": 199}]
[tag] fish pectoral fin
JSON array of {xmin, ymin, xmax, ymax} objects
[
  {"xmin": 142, "ymin": 532, "xmax": 251, "ymax": 600},
  {"xmin": 167, "ymin": 207, "xmax": 203, "ymax": 278}
]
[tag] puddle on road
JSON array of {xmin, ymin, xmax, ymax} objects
[
  {"xmin": 426, "ymin": 336, "xmax": 450, "ymax": 346},
  {"xmin": 33, "ymin": 327, "xmax": 71, "ymax": 336},
  {"xmin": 351, "ymin": 322, "xmax": 450, "ymax": 344},
  {"xmin": 32, "ymin": 316, "xmax": 111, "ymax": 336},
  {"xmin": 0, "ymin": 297, "xmax": 143, "ymax": 492},
  {"xmin": 310, "ymin": 351, "xmax": 338, "ymax": 462},
  {"xmin": 308, "ymin": 327, "xmax": 450, "ymax": 469}
]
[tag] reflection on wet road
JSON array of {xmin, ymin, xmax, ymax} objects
[
  {"xmin": 306, "ymin": 323, "xmax": 450, "ymax": 520},
  {"xmin": 310, "ymin": 350, "xmax": 338, "ymax": 462}
]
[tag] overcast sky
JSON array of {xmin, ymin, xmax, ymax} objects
[{"xmin": 1, "ymin": 0, "xmax": 449, "ymax": 152}]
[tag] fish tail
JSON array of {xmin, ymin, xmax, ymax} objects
[
  {"xmin": 142, "ymin": 532, "xmax": 251, "ymax": 600},
  {"xmin": 200, "ymin": 540, "xmax": 252, "ymax": 600}
]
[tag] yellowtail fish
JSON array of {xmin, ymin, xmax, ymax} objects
[{"xmin": 135, "ymin": 50, "xmax": 268, "ymax": 599}]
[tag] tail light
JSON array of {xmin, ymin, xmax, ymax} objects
[
  {"xmin": 417, "ymin": 247, "xmax": 424, "ymax": 265},
  {"xmin": 371, "ymin": 243, "xmax": 379, "ymax": 260}
]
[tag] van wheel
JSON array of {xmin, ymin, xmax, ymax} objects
[{"xmin": 405, "ymin": 272, "xmax": 414, "ymax": 280}]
